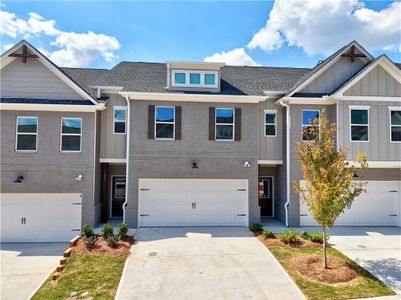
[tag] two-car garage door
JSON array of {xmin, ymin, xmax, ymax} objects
[
  {"xmin": 138, "ymin": 179, "xmax": 249, "ymax": 227},
  {"xmin": 0, "ymin": 193, "xmax": 82, "ymax": 243},
  {"xmin": 300, "ymin": 181, "xmax": 401, "ymax": 226}
]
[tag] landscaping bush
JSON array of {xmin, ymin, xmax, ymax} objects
[
  {"xmin": 106, "ymin": 235, "xmax": 119, "ymax": 248},
  {"xmin": 118, "ymin": 223, "xmax": 128, "ymax": 239},
  {"xmin": 101, "ymin": 224, "xmax": 114, "ymax": 239},
  {"xmin": 309, "ymin": 231, "xmax": 328, "ymax": 244},
  {"xmin": 279, "ymin": 230, "xmax": 299, "ymax": 244},
  {"xmin": 300, "ymin": 230, "xmax": 311, "ymax": 240},
  {"xmin": 262, "ymin": 229, "xmax": 275, "ymax": 239},
  {"xmin": 84, "ymin": 235, "xmax": 96, "ymax": 249},
  {"xmin": 249, "ymin": 223, "xmax": 263, "ymax": 233},
  {"xmin": 83, "ymin": 224, "xmax": 94, "ymax": 238}
]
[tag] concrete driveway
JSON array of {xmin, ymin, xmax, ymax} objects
[
  {"xmin": 328, "ymin": 227, "xmax": 401, "ymax": 294},
  {"xmin": 116, "ymin": 227, "xmax": 305, "ymax": 300},
  {"xmin": 0, "ymin": 243, "xmax": 66, "ymax": 300}
]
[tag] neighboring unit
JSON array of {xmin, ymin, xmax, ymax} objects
[{"xmin": 1, "ymin": 40, "xmax": 400, "ymax": 242}]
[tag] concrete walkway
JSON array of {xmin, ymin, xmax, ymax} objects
[
  {"xmin": 0, "ymin": 243, "xmax": 66, "ymax": 300},
  {"xmin": 116, "ymin": 227, "xmax": 305, "ymax": 300}
]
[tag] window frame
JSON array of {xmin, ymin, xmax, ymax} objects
[
  {"xmin": 389, "ymin": 106, "xmax": 401, "ymax": 143},
  {"xmin": 154, "ymin": 106, "xmax": 175, "ymax": 141},
  {"xmin": 349, "ymin": 106, "xmax": 370, "ymax": 143},
  {"xmin": 113, "ymin": 106, "xmax": 127, "ymax": 135},
  {"xmin": 15, "ymin": 116, "xmax": 38, "ymax": 152},
  {"xmin": 301, "ymin": 109, "xmax": 320, "ymax": 141},
  {"xmin": 171, "ymin": 70, "xmax": 218, "ymax": 88},
  {"xmin": 215, "ymin": 107, "xmax": 235, "ymax": 142},
  {"xmin": 264, "ymin": 109, "xmax": 277, "ymax": 137},
  {"xmin": 60, "ymin": 117, "xmax": 82, "ymax": 153}
]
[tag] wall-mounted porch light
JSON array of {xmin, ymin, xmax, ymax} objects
[
  {"xmin": 192, "ymin": 162, "xmax": 199, "ymax": 169},
  {"xmin": 14, "ymin": 175, "xmax": 24, "ymax": 183}
]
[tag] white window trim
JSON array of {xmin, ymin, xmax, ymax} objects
[
  {"xmin": 154, "ymin": 106, "xmax": 175, "ymax": 141},
  {"xmin": 349, "ymin": 106, "xmax": 370, "ymax": 143},
  {"xmin": 171, "ymin": 70, "xmax": 218, "ymax": 88},
  {"xmin": 264, "ymin": 109, "xmax": 277, "ymax": 137},
  {"xmin": 15, "ymin": 116, "xmax": 38, "ymax": 152},
  {"xmin": 215, "ymin": 108, "xmax": 235, "ymax": 142},
  {"xmin": 113, "ymin": 106, "xmax": 127, "ymax": 135},
  {"xmin": 389, "ymin": 107, "xmax": 401, "ymax": 143},
  {"xmin": 301, "ymin": 109, "xmax": 320, "ymax": 141},
  {"xmin": 60, "ymin": 117, "xmax": 82, "ymax": 153}
]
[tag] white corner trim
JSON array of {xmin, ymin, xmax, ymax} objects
[
  {"xmin": 0, "ymin": 103, "xmax": 104, "ymax": 112},
  {"xmin": 99, "ymin": 158, "xmax": 127, "ymax": 164},
  {"xmin": 258, "ymin": 160, "xmax": 283, "ymax": 165},
  {"xmin": 346, "ymin": 161, "xmax": 401, "ymax": 168}
]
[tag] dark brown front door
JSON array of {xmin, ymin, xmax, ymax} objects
[
  {"xmin": 111, "ymin": 176, "xmax": 125, "ymax": 218},
  {"xmin": 259, "ymin": 177, "xmax": 273, "ymax": 217}
]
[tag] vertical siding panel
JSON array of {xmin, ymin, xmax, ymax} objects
[
  {"xmin": 361, "ymin": 76, "xmax": 369, "ymax": 96},
  {"xmin": 369, "ymin": 67, "xmax": 378, "ymax": 95},
  {"xmin": 386, "ymin": 73, "xmax": 395, "ymax": 97},
  {"xmin": 378, "ymin": 66, "xmax": 387, "ymax": 96}
]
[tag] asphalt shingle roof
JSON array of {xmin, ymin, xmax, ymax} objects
[
  {"xmin": 0, "ymin": 98, "xmax": 94, "ymax": 105},
  {"xmin": 60, "ymin": 67, "xmax": 109, "ymax": 97}
]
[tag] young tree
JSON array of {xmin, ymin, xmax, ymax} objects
[{"xmin": 294, "ymin": 108, "xmax": 367, "ymax": 269}]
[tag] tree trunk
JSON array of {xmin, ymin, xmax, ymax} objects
[{"xmin": 322, "ymin": 226, "xmax": 328, "ymax": 269}]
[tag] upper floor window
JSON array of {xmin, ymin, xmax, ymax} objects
[
  {"xmin": 264, "ymin": 110, "xmax": 277, "ymax": 137},
  {"xmin": 215, "ymin": 108, "xmax": 234, "ymax": 141},
  {"xmin": 155, "ymin": 106, "xmax": 175, "ymax": 140},
  {"xmin": 390, "ymin": 108, "xmax": 401, "ymax": 142},
  {"xmin": 302, "ymin": 110, "xmax": 320, "ymax": 141},
  {"xmin": 350, "ymin": 106, "xmax": 369, "ymax": 142},
  {"xmin": 61, "ymin": 118, "xmax": 82, "ymax": 152},
  {"xmin": 172, "ymin": 70, "xmax": 218, "ymax": 88},
  {"xmin": 114, "ymin": 107, "xmax": 127, "ymax": 134},
  {"xmin": 16, "ymin": 116, "xmax": 38, "ymax": 152}
]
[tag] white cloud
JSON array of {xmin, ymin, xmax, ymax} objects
[
  {"xmin": 247, "ymin": 0, "xmax": 401, "ymax": 55},
  {"xmin": 0, "ymin": 10, "xmax": 120, "ymax": 67},
  {"xmin": 3, "ymin": 43, "xmax": 14, "ymax": 51},
  {"xmin": 204, "ymin": 48, "xmax": 259, "ymax": 66}
]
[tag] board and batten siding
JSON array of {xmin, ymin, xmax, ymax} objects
[
  {"xmin": 337, "ymin": 101, "xmax": 401, "ymax": 161},
  {"xmin": 258, "ymin": 100, "xmax": 283, "ymax": 161},
  {"xmin": 344, "ymin": 65, "xmax": 401, "ymax": 97},
  {"xmin": 99, "ymin": 94, "xmax": 127, "ymax": 159},
  {"xmin": 301, "ymin": 57, "xmax": 367, "ymax": 94},
  {"xmin": 1, "ymin": 58, "xmax": 84, "ymax": 100}
]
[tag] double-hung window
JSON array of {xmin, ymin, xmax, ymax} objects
[
  {"xmin": 264, "ymin": 110, "xmax": 277, "ymax": 136},
  {"xmin": 155, "ymin": 106, "xmax": 175, "ymax": 140},
  {"xmin": 113, "ymin": 107, "xmax": 127, "ymax": 134},
  {"xmin": 16, "ymin": 116, "xmax": 38, "ymax": 151},
  {"xmin": 215, "ymin": 108, "xmax": 234, "ymax": 141},
  {"xmin": 390, "ymin": 108, "xmax": 401, "ymax": 142},
  {"xmin": 61, "ymin": 118, "xmax": 82, "ymax": 152},
  {"xmin": 302, "ymin": 110, "xmax": 320, "ymax": 141},
  {"xmin": 350, "ymin": 106, "xmax": 369, "ymax": 142}
]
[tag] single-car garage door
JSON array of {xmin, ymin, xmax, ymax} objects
[
  {"xmin": 0, "ymin": 193, "xmax": 82, "ymax": 243},
  {"xmin": 138, "ymin": 179, "xmax": 249, "ymax": 227},
  {"xmin": 300, "ymin": 181, "xmax": 401, "ymax": 226}
]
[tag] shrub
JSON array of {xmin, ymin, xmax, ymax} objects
[
  {"xmin": 101, "ymin": 224, "xmax": 114, "ymax": 239},
  {"xmin": 262, "ymin": 229, "xmax": 275, "ymax": 239},
  {"xmin": 309, "ymin": 231, "xmax": 329, "ymax": 244},
  {"xmin": 84, "ymin": 235, "xmax": 96, "ymax": 249},
  {"xmin": 249, "ymin": 223, "xmax": 263, "ymax": 233},
  {"xmin": 107, "ymin": 235, "xmax": 119, "ymax": 248},
  {"xmin": 83, "ymin": 224, "xmax": 94, "ymax": 239},
  {"xmin": 300, "ymin": 230, "xmax": 311, "ymax": 240},
  {"xmin": 118, "ymin": 223, "xmax": 128, "ymax": 239},
  {"xmin": 279, "ymin": 230, "xmax": 299, "ymax": 244}
]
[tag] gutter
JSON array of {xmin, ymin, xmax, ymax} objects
[{"xmin": 122, "ymin": 95, "xmax": 130, "ymax": 224}]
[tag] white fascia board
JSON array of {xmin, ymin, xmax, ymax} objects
[
  {"xmin": 120, "ymin": 92, "xmax": 266, "ymax": 103},
  {"xmin": 99, "ymin": 158, "xmax": 127, "ymax": 164},
  {"xmin": 278, "ymin": 97, "xmax": 337, "ymax": 105},
  {"xmin": 0, "ymin": 103, "xmax": 104, "ymax": 112},
  {"xmin": 340, "ymin": 96, "xmax": 401, "ymax": 102},
  {"xmin": 258, "ymin": 160, "xmax": 283, "ymax": 165},
  {"xmin": 346, "ymin": 161, "xmax": 401, "ymax": 168}
]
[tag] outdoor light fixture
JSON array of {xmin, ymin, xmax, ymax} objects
[
  {"xmin": 243, "ymin": 161, "xmax": 251, "ymax": 168},
  {"xmin": 75, "ymin": 174, "xmax": 83, "ymax": 181},
  {"xmin": 353, "ymin": 171, "xmax": 359, "ymax": 178},
  {"xmin": 192, "ymin": 162, "xmax": 198, "ymax": 169},
  {"xmin": 14, "ymin": 175, "xmax": 24, "ymax": 183}
]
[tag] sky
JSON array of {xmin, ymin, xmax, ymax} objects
[{"xmin": 1, "ymin": 0, "xmax": 400, "ymax": 69}]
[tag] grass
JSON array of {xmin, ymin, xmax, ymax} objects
[
  {"xmin": 267, "ymin": 245, "xmax": 396, "ymax": 300},
  {"xmin": 32, "ymin": 254, "xmax": 126, "ymax": 300}
]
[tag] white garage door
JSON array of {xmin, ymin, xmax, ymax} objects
[
  {"xmin": 0, "ymin": 193, "xmax": 82, "ymax": 243},
  {"xmin": 300, "ymin": 181, "xmax": 401, "ymax": 226},
  {"xmin": 138, "ymin": 179, "xmax": 249, "ymax": 227}
]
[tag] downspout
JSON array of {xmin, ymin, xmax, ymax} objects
[
  {"xmin": 122, "ymin": 95, "xmax": 130, "ymax": 224},
  {"xmin": 280, "ymin": 99, "xmax": 291, "ymax": 227}
]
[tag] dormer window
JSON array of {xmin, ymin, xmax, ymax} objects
[{"xmin": 171, "ymin": 70, "xmax": 218, "ymax": 88}]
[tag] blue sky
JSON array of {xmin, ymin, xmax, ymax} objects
[{"xmin": 1, "ymin": 1, "xmax": 400, "ymax": 69}]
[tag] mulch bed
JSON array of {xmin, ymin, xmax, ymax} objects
[
  {"xmin": 73, "ymin": 235, "xmax": 134, "ymax": 257},
  {"xmin": 256, "ymin": 233, "xmax": 322, "ymax": 248}
]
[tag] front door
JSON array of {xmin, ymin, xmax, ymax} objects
[
  {"xmin": 259, "ymin": 177, "xmax": 273, "ymax": 217},
  {"xmin": 111, "ymin": 177, "xmax": 125, "ymax": 218}
]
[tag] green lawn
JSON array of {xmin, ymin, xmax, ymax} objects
[
  {"xmin": 268, "ymin": 245, "xmax": 395, "ymax": 300},
  {"xmin": 32, "ymin": 254, "xmax": 126, "ymax": 300}
]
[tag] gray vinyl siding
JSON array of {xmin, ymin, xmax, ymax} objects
[
  {"xmin": 337, "ymin": 100, "xmax": 401, "ymax": 161},
  {"xmin": 301, "ymin": 57, "xmax": 367, "ymax": 94},
  {"xmin": 1, "ymin": 58, "xmax": 84, "ymax": 100},
  {"xmin": 258, "ymin": 100, "xmax": 283, "ymax": 161},
  {"xmin": 126, "ymin": 100, "xmax": 259, "ymax": 228},
  {"xmin": 99, "ymin": 94, "xmax": 127, "ymax": 159},
  {"xmin": 344, "ymin": 65, "xmax": 401, "ymax": 97},
  {"xmin": 0, "ymin": 110, "xmax": 97, "ymax": 226}
]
